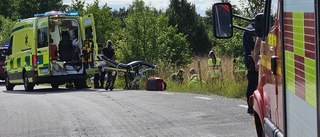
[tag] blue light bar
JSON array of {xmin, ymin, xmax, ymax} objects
[
  {"xmin": 34, "ymin": 13, "xmax": 47, "ymax": 17},
  {"xmin": 67, "ymin": 12, "xmax": 79, "ymax": 16},
  {"xmin": 33, "ymin": 11, "xmax": 79, "ymax": 17},
  {"xmin": 4, "ymin": 44, "xmax": 9, "ymax": 47}
]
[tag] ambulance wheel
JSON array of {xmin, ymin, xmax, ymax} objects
[
  {"xmin": 51, "ymin": 83, "xmax": 59, "ymax": 89},
  {"xmin": 5, "ymin": 73, "xmax": 14, "ymax": 90},
  {"xmin": 66, "ymin": 83, "xmax": 74, "ymax": 89},
  {"xmin": 74, "ymin": 79, "xmax": 83, "ymax": 89},
  {"xmin": 23, "ymin": 73, "xmax": 34, "ymax": 91}
]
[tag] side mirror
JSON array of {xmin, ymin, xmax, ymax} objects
[
  {"xmin": 212, "ymin": 3, "xmax": 233, "ymax": 38},
  {"xmin": 254, "ymin": 13, "xmax": 264, "ymax": 37}
]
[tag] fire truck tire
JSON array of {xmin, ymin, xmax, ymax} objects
[
  {"xmin": 5, "ymin": 73, "xmax": 14, "ymax": 90},
  {"xmin": 254, "ymin": 112, "xmax": 265, "ymax": 137},
  {"xmin": 23, "ymin": 73, "xmax": 34, "ymax": 91}
]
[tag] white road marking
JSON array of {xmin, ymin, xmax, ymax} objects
[
  {"xmin": 194, "ymin": 96, "xmax": 213, "ymax": 100},
  {"xmin": 238, "ymin": 105, "xmax": 248, "ymax": 108},
  {"xmin": 157, "ymin": 92, "xmax": 174, "ymax": 95}
]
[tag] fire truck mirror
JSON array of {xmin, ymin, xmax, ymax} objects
[
  {"xmin": 254, "ymin": 13, "xmax": 264, "ymax": 38},
  {"xmin": 212, "ymin": 3, "xmax": 233, "ymax": 38}
]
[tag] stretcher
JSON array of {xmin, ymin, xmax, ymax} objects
[{"xmin": 96, "ymin": 54, "xmax": 156, "ymax": 90}]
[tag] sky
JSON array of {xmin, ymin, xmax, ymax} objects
[{"xmin": 62, "ymin": 0, "xmax": 241, "ymax": 16}]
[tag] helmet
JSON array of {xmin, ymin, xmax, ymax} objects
[
  {"xmin": 190, "ymin": 68, "xmax": 196, "ymax": 74},
  {"xmin": 107, "ymin": 40, "xmax": 113, "ymax": 46},
  {"xmin": 178, "ymin": 69, "xmax": 184, "ymax": 73},
  {"xmin": 209, "ymin": 50, "xmax": 215, "ymax": 57}
]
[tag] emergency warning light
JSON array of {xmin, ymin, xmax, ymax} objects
[{"xmin": 34, "ymin": 11, "xmax": 79, "ymax": 17}]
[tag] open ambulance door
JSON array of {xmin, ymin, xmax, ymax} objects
[
  {"xmin": 36, "ymin": 17, "xmax": 51, "ymax": 77},
  {"xmin": 81, "ymin": 14, "xmax": 97, "ymax": 71}
]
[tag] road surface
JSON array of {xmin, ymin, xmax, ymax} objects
[{"xmin": 0, "ymin": 85, "xmax": 256, "ymax": 137}]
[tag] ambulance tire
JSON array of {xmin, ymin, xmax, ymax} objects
[
  {"xmin": 254, "ymin": 112, "xmax": 265, "ymax": 137},
  {"xmin": 5, "ymin": 73, "xmax": 14, "ymax": 90},
  {"xmin": 23, "ymin": 73, "xmax": 34, "ymax": 91},
  {"xmin": 74, "ymin": 79, "xmax": 86, "ymax": 89},
  {"xmin": 51, "ymin": 83, "xmax": 59, "ymax": 89}
]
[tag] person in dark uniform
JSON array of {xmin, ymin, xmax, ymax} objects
[
  {"xmin": 94, "ymin": 40, "xmax": 115, "ymax": 89},
  {"xmin": 242, "ymin": 23, "xmax": 259, "ymax": 115}
]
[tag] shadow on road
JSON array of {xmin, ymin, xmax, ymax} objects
[{"xmin": 2, "ymin": 86, "xmax": 97, "ymax": 95}]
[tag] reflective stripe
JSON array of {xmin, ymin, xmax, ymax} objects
[{"xmin": 293, "ymin": 12, "xmax": 305, "ymax": 57}]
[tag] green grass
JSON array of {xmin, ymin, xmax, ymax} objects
[
  {"xmin": 112, "ymin": 56, "xmax": 248, "ymax": 99},
  {"xmin": 85, "ymin": 56, "xmax": 248, "ymax": 99}
]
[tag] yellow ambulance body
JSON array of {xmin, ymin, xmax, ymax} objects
[{"xmin": 5, "ymin": 11, "xmax": 98, "ymax": 91}]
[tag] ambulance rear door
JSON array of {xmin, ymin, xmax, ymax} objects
[
  {"xmin": 81, "ymin": 14, "xmax": 97, "ymax": 71},
  {"xmin": 36, "ymin": 17, "xmax": 51, "ymax": 76}
]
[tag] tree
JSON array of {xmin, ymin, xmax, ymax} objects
[
  {"xmin": 0, "ymin": 16, "xmax": 15, "ymax": 45},
  {"xmin": 16, "ymin": 0, "xmax": 64, "ymax": 18},
  {"xmin": 239, "ymin": 0, "xmax": 264, "ymax": 17},
  {"xmin": 0, "ymin": 0, "xmax": 14, "ymax": 19},
  {"xmin": 112, "ymin": 7, "xmax": 129, "ymax": 28},
  {"xmin": 166, "ymin": 0, "xmax": 211, "ymax": 55},
  {"xmin": 67, "ymin": 0, "xmax": 86, "ymax": 15},
  {"xmin": 85, "ymin": 0, "xmax": 121, "ymax": 44},
  {"xmin": 116, "ymin": 0, "xmax": 191, "ymax": 66}
]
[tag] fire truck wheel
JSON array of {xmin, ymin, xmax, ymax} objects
[
  {"xmin": 5, "ymin": 73, "xmax": 14, "ymax": 90},
  {"xmin": 254, "ymin": 112, "xmax": 264, "ymax": 137},
  {"xmin": 23, "ymin": 73, "xmax": 34, "ymax": 91}
]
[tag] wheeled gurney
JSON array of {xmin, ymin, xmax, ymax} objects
[{"xmin": 96, "ymin": 54, "xmax": 156, "ymax": 90}]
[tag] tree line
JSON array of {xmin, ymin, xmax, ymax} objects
[{"xmin": 0, "ymin": 0, "xmax": 262, "ymax": 67}]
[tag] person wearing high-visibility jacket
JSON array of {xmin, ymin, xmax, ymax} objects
[
  {"xmin": 208, "ymin": 51, "xmax": 222, "ymax": 80},
  {"xmin": 188, "ymin": 68, "xmax": 205, "ymax": 87},
  {"xmin": 171, "ymin": 69, "xmax": 185, "ymax": 84}
]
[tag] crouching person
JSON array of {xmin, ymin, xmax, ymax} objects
[
  {"xmin": 188, "ymin": 68, "xmax": 205, "ymax": 88},
  {"xmin": 171, "ymin": 69, "xmax": 184, "ymax": 84}
]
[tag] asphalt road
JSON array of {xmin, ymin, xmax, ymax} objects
[{"xmin": 0, "ymin": 84, "xmax": 256, "ymax": 137}]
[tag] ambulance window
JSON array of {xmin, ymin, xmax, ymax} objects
[
  {"xmin": 85, "ymin": 27, "xmax": 93, "ymax": 39},
  {"xmin": 38, "ymin": 27, "xmax": 49, "ymax": 48}
]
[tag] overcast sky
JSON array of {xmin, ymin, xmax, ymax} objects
[{"xmin": 62, "ymin": 0, "xmax": 240, "ymax": 16}]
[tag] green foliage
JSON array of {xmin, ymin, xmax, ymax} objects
[
  {"xmin": 0, "ymin": 15, "xmax": 15, "ymax": 45},
  {"xmin": 239, "ymin": 0, "xmax": 264, "ymax": 17},
  {"xmin": 0, "ymin": 0, "xmax": 257, "ymax": 99},
  {"xmin": 0, "ymin": 0, "xmax": 14, "ymax": 19},
  {"xmin": 115, "ymin": 0, "xmax": 191, "ymax": 67},
  {"xmin": 16, "ymin": 0, "xmax": 64, "ymax": 19},
  {"xmin": 166, "ymin": 71, "xmax": 247, "ymax": 98},
  {"xmin": 67, "ymin": 0, "xmax": 86, "ymax": 16},
  {"xmin": 85, "ymin": 0, "xmax": 121, "ymax": 44},
  {"xmin": 166, "ymin": 0, "xmax": 212, "ymax": 55},
  {"xmin": 112, "ymin": 8, "xmax": 129, "ymax": 28}
]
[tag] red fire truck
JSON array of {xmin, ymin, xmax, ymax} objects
[
  {"xmin": 0, "ymin": 45, "xmax": 8, "ymax": 80},
  {"xmin": 212, "ymin": 0, "xmax": 319, "ymax": 136}
]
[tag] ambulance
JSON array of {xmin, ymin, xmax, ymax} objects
[
  {"xmin": 212, "ymin": 0, "xmax": 319, "ymax": 137},
  {"xmin": 5, "ymin": 11, "xmax": 98, "ymax": 91}
]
